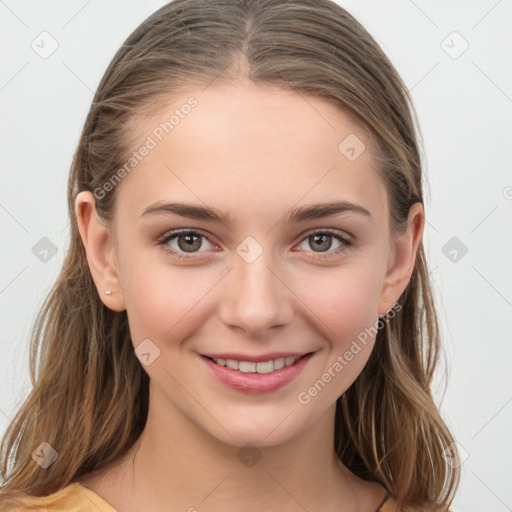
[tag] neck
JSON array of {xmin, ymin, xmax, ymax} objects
[{"xmin": 93, "ymin": 384, "xmax": 370, "ymax": 512}]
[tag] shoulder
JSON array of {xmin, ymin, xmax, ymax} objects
[
  {"xmin": 2, "ymin": 482, "xmax": 117, "ymax": 512},
  {"xmin": 377, "ymin": 495, "xmax": 444, "ymax": 512},
  {"xmin": 378, "ymin": 495, "xmax": 399, "ymax": 512}
]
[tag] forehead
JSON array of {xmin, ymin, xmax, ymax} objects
[{"xmin": 115, "ymin": 81, "xmax": 388, "ymax": 224}]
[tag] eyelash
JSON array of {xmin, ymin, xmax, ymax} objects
[{"xmin": 157, "ymin": 228, "xmax": 354, "ymax": 261}]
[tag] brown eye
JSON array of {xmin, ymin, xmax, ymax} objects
[
  {"xmin": 308, "ymin": 233, "xmax": 335, "ymax": 252},
  {"xmin": 296, "ymin": 230, "xmax": 353, "ymax": 258},
  {"xmin": 158, "ymin": 229, "xmax": 216, "ymax": 259},
  {"xmin": 175, "ymin": 233, "xmax": 203, "ymax": 252}
]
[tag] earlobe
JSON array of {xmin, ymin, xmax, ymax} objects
[
  {"xmin": 378, "ymin": 202, "xmax": 425, "ymax": 317},
  {"xmin": 75, "ymin": 191, "xmax": 126, "ymax": 312}
]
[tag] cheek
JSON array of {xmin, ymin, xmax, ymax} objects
[
  {"xmin": 293, "ymin": 270, "xmax": 381, "ymax": 404},
  {"xmin": 292, "ymin": 262, "xmax": 383, "ymax": 397},
  {"xmin": 295, "ymin": 263, "xmax": 381, "ymax": 341},
  {"xmin": 119, "ymin": 251, "xmax": 217, "ymax": 345}
]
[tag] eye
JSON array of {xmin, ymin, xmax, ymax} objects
[
  {"xmin": 295, "ymin": 229, "xmax": 353, "ymax": 259},
  {"xmin": 157, "ymin": 228, "xmax": 354, "ymax": 261},
  {"xmin": 157, "ymin": 229, "xmax": 217, "ymax": 260}
]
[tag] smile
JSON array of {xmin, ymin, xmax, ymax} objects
[
  {"xmin": 209, "ymin": 356, "xmax": 299, "ymax": 374},
  {"xmin": 201, "ymin": 352, "xmax": 314, "ymax": 393}
]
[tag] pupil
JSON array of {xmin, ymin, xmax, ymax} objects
[
  {"xmin": 178, "ymin": 234, "xmax": 201, "ymax": 252},
  {"xmin": 311, "ymin": 234, "xmax": 331, "ymax": 252}
]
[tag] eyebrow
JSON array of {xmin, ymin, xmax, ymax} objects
[{"xmin": 141, "ymin": 200, "xmax": 372, "ymax": 225}]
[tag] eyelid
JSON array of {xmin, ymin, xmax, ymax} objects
[{"xmin": 299, "ymin": 227, "xmax": 354, "ymax": 242}]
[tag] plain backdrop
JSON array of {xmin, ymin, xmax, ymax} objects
[{"xmin": 0, "ymin": 1, "xmax": 511, "ymax": 510}]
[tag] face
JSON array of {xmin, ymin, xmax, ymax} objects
[{"xmin": 103, "ymin": 80, "xmax": 397, "ymax": 447}]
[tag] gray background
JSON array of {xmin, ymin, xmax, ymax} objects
[{"xmin": 1, "ymin": 1, "xmax": 511, "ymax": 510}]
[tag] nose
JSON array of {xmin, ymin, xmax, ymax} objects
[{"xmin": 218, "ymin": 247, "xmax": 294, "ymax": 338}]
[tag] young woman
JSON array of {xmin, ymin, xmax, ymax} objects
[{"xmin": 0, "ymin": 0, "xmax": 461, "ymax": 510}]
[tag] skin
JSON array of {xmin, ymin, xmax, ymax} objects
[{"xmin": 76, "ymin": 78, "xmax": 424, "ymax": 512}]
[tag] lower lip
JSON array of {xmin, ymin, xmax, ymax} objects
[{"xmin": 201, "ymin": 353, "xmax": 313, "ymax": 394}]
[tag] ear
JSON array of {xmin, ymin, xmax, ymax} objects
[
  {"xmin": 75, "ymin": 191, "xmax": 126, "ymax": 312},
  {"xmin": 378, "ymin": 202, "xmax": 425, "ymax": 317}
]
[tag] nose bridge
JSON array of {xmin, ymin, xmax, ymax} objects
[{"xmin": 219, "ymin": 238, "xmax": 293, "ymax": 334}]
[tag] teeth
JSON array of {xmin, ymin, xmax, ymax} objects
[
  {"xmin": 225, "ymin": 359, "xmax": 239, "ymax": 370},
  {"xmin": 273, "ymin": 358, "xmax": 285, "ymax": 370},
  {"xmin": 256, "ymin": 361, "xmax": 274, "ymax": 374},
  {"xmin": 212, "ymin": 356, "xmax": 299, "ymax": 373},
  {"xmin": 285, "ymin": 356, "xmax": 296, "ymax": 366},
  {"xmin": 239, "ymin": 361, "xmax": 256, "ymax": 373}
]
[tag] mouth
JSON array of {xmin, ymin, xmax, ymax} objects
[
  {"xmin": 204, "ymin": 354, "xmax": 309, "ymax": 374},
  {"xmin": 200, "ymin": 352, "xmax": 315, "ymax": 393}
]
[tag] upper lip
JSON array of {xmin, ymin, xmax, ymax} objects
[{"xmin": 200, "ymin": 352, "xmax": 312, "ymax": 362}]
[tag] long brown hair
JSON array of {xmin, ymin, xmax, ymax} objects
[{"xmin": 0, "ymin": 0, "xmax": 460, "ymax": 509}]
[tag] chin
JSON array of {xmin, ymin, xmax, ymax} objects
[{"xmin": 202, "ymin": 405, "xmax": 318, "ymax": 450}]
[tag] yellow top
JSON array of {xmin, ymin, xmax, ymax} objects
[
  {"xmin": 378, "ymin": 494, "xmax": 398, "ymax": 511},
  {"xmin": 13, "ymin": 483, "xmax": 117, "ymax": 512},
  {"xmin": 13, "ymin": 482, "xmax": 399, "ymax": 511}
]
